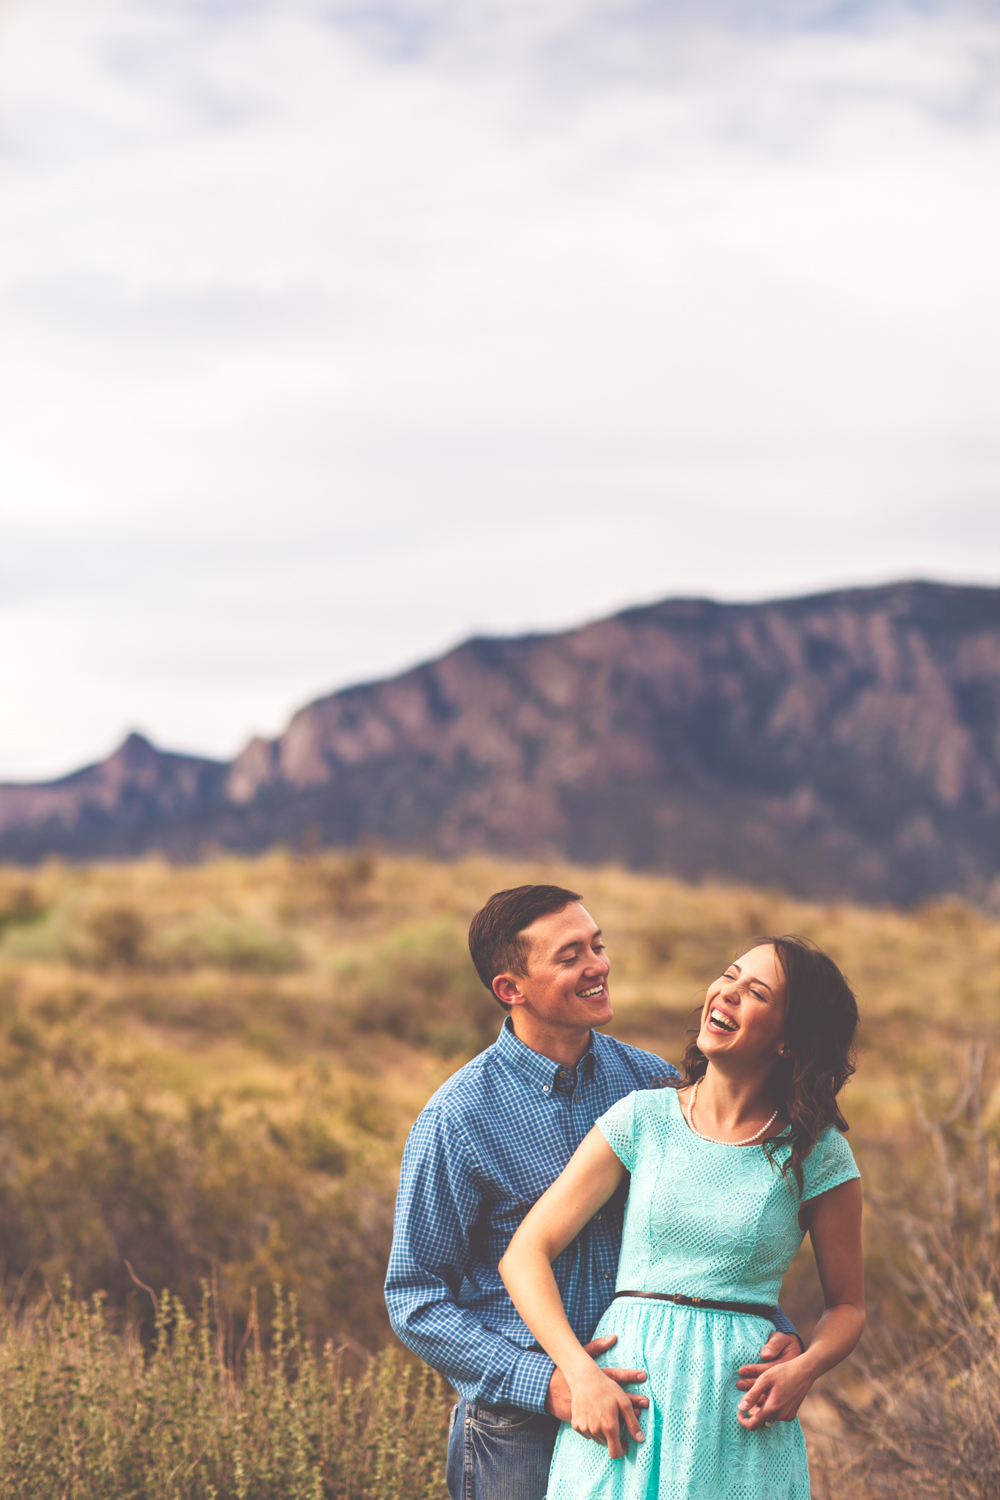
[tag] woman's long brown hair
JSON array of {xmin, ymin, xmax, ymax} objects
[{"xmin": 671, "ymin": 935, "xmax": 859, "ymax": 1195}]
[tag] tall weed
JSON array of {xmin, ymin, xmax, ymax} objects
[{"xmin": 832, "ymin": 1046, "xmax": 1000, "ymax": 1499}]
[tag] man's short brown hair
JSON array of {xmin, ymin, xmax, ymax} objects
[{"xmin": 468, "ymin": 885, "xmax": 582, "ymax": 1008}]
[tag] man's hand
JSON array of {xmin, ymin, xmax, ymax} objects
[
  {"xmin": 735, "ymin": 1330, "xmax": 800, "ymax": 1391},
  {"xmin": 545, "ymin": 1335, "xmax": 649, "ymax": 1423}
]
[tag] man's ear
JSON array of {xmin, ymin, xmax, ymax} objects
[{"xmin": 493, "ymin": 974, "xmax": 526, "ymax": 1007}]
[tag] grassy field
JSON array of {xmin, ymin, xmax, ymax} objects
[{"xmin": 0, "ymin": 850, "xmax": 997, "ymax": 1496}]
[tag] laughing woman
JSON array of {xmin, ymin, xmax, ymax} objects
[{"xmin": 499, "ymin": 936, "xmax": 864, "ymax": 1500}]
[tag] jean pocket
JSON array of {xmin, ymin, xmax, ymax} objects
[{"xmin": 469, "ymin": 1405, "xmax": 537, "ymax": 1434}]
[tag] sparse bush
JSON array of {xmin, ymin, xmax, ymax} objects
[
  {"xmin": 0, "ymin": 882, "xmax": 44, "ymax": 932},
  {"xmin": 86, "ymin": 903, "xmax": 150, "ymax": 967},
  {"xmin": 279, "ymin": 849, "xmax": 377, "ymax": 921},
  {"xmin": 0, "ymin": 1286, "xmax": 450, "ymax": 1499}
]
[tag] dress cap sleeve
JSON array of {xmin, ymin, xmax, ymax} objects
[
  {"xmin": 801, "ymin": 1126, "xmax": 860, "ymax": 1204},
  {"xmin": 596, "ymin": 1091, "xmax": 639, "ymax": 1171}
]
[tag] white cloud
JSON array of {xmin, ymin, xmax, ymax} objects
[{"xmin": 0, "ymin": 0, "xmax": 998, "ymax": 776}]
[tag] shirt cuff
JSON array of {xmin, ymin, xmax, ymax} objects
[
  {"xmin": 508, "ymin": 1349, "xmax": 557, "ymax": 1414},
  {"xmin": 771, "ymin": 1305, "xmax": 805, "ymax": 1353}
]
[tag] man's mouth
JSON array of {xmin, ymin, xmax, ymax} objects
[
  {"xmin": 579, "ymin": 984, "xmax": 605, "ymax": 999},
  {"xmin": 708, "ymin": 1007, "xmax": 738, "ymax": 1034}
]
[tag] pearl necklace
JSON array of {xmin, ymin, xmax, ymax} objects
[{"xmin": 684, "ymin": 1078, "xmax": 778, "ymax": 1147}]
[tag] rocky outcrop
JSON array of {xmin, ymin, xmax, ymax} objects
[
  {"xmin": 3, "ymin": 582, "xmax": 1000, "ymax": 903},
  {"xmin": 0, "ymin": 734, "xmax": 227, "ymax": 860}
]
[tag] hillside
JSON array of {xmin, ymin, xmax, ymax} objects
[
  {"xmin": 0, "ymin": 849, "xmax": 997, "ymax": 1344},
  {"xmin": 0, "ymin": 851, "xmax": 997, "ymax": 1495},
  {"xmin": 3, "ymin": 581, "xmax": 1000, "ymax": 902}
]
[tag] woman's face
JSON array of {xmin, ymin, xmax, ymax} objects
[{"xmin": 697, "ymin": 944, "xmax": 787, "ymax": 1070}]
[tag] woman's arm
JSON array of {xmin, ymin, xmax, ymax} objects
[
  {"xmin": 736, "ymin": 1177, "xmax": 866, "ymax": 1430},
  {"xmin": 499, "ymin": 1126, "xmax": 643, "ymax": 1458}
]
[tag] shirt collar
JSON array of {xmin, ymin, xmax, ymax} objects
[{"xmin": 495, "ymin": 1016, "xmax": 598, "ymax": 1090}]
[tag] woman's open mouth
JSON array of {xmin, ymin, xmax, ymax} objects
[
  {"xmin": 707, "ymin": 1007, "xmax": 738, "ymax": 1034},
  {"xmin": 579, "ymin": 983, "xmax": 605, "ymax": 999}
]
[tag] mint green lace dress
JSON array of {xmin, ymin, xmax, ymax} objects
[{"xmin": 545, "ymin": 1087, "xmax": 859, "ymax": 1500}]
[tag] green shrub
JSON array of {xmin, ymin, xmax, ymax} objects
[
  {"xmin": 163, "ymin": 921, "xmax": 301, "ymax": 974},
  {"xmin": 353, "ymin": 919, "xmax": 499, "ymax": 1055},
  {"xmin": 0, "ymin": 1067, "xmax": 394, "ymax": 1350}
]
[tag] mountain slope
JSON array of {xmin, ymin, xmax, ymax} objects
[{"xmin": 3, "ymin": 581, "xmax": 999, "ymax": 902}]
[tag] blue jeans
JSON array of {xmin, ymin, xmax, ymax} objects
[{"xmin": 446, "ymin": 1398, "xmax": 560, "ymax": 1500}]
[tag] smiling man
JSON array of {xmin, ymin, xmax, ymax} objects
[{"xmin": 384, "ymin": 886, "xmax": 800, "ymax": 1500}]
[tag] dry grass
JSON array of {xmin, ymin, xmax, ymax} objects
[{"xmin": 0, "ymin": 850, "xmax": 998, "ymax": 1493}]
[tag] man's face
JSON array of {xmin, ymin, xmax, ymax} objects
[{"xmin": 498, "ymin": 902, "xmax": 613, "ymax": 1032}]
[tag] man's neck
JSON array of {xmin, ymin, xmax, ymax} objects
[{"xmin": 508, "ymin": 1012, "xmax": 592, "ymax": 1070}]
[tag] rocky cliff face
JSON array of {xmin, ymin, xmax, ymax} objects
[{"xmin": 3, "ymin": 581, "xmax": 999, "ymax": 903}]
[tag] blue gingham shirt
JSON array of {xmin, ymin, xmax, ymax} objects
[{"xmin": 385, "ymin": 1018, "xmax": 797, "ymax": 1411}]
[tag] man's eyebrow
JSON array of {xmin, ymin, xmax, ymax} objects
[{"xmin": 554, "ymin": 929, "xmax": 602, "ymax": 952}]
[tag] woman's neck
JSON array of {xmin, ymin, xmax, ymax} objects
[{"xmin": 692, "ymin": 1064, "xmax": 778, "ymax": 1137}]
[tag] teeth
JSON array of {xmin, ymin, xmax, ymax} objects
[
  {"xmin": 580, "ymin": 985, "xmax": 604, "ymax": 997},
  {"xmin": 710, "ymin": 1008, "xmax": 737, "ymax": 1032}
]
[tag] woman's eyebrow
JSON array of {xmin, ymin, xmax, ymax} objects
[{"xmin": 731, "ymin": 962, "xmax": 773, "ymax": 993}]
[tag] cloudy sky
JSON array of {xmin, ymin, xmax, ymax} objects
[{"xmin": 1, "ymin": 0, "xmax": 998, "ymax": 779}]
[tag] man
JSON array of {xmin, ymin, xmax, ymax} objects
[{"xmin": 385, "ymin": 885, "xmax": 799, "ymax": 1500}]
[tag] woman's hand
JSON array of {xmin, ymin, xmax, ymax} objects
[
  {"xmin": 568, "ymin": 1360, "xmax": 646, "ymax": 1458},
  {"xmin": 735, "ymin": 1353, "xmax": 815, "ymax": 1430}
]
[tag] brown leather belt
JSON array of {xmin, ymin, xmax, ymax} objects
[{"xmin": 613, "ymin": 1290, "xmax": 773, "ymax": 1318}]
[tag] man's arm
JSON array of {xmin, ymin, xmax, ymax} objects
[{"xmin": 384, "ymin": 1108, "xmax": 557, "ymax": 1411}]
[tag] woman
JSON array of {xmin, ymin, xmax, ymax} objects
[{"xmin": 500, "ymin": 935, "xmax": 864, "ymax": 1500}]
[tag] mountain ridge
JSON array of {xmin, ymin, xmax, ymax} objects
[{"xmin": 3, "ymin": 579, "xmax": 999, "ymax": 904}]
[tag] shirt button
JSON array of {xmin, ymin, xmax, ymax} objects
[
  {"xmin": 542, "ymin": 1085, "xmax": 550, "ymax": 1093},
  {"xmin": 573, "ymin": 1094, "xmax": 579, "ymax": 1102},
  {"xmin": 603, "ymin": 1273, "xmax": 612, "ymax": 1280},
  {"xmin": 594, "ymin": 1213, "xmax": 602, "ymax": 1221}
]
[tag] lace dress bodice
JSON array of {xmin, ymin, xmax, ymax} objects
[{"xmin": 598, "ymin": 1086, "xmax": 858, "ymax": 1306}]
